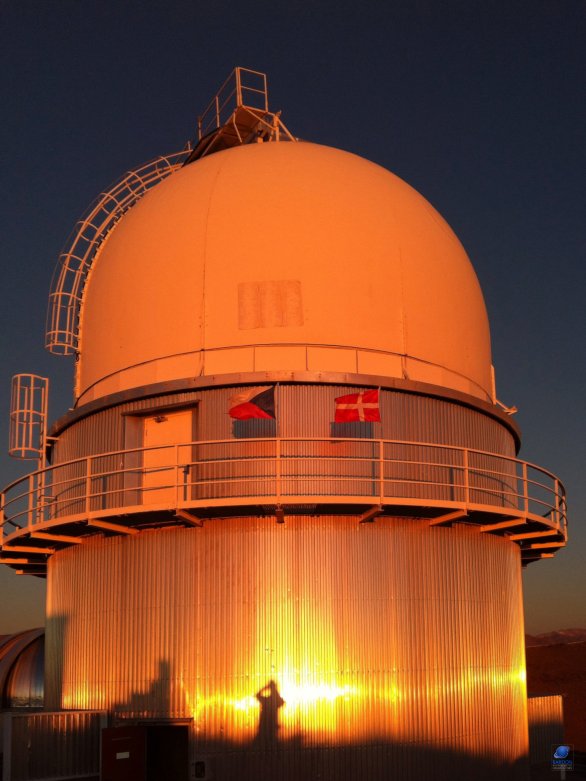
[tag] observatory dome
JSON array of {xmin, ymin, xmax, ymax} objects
[{"xmin": 77, "ymin": 142, "xmax": 493, "ymax": 405}]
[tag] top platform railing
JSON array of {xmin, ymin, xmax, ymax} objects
[
  {"xmin": 197, "ymin": 67, "xmax": 269, "ymax": 140},
  {"xmin": 0, "ymin": 437, "xmax": 567, "ymax": 568}
]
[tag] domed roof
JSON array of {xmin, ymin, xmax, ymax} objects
[
  {"xmin": 0, "ymin": 629, "xmax": 44, "ymax": 709},
  {"xmin": 76, "ymin": 142, "xmax": 493, "ymax": 404}
]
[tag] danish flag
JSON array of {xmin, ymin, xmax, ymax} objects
[{"xmin": 334, "ymin": 389, "xmax": 380, "ymax": 422}]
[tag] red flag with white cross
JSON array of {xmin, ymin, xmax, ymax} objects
[{"xmin": 334, "ymin": 389, "xmax": 380, "ymax": 422}]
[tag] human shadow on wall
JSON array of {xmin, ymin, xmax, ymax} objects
[
  {"xmin": 254, "ymin": 679, "xmax": 285, "ymax": 747},
  {"xmin": 193, "ymin": 678, "xmax": 530, "ymax": 781}
]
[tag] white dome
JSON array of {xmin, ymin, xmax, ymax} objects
[{"xmin": 76, "ymin": 142, "xmax": 492, "ymax": 404}]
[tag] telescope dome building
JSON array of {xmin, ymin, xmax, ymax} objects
[{"xmin": 1, "ymin": 69, "xmax": 567, "ymax": 781}]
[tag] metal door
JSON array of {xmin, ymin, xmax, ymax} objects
[
  {"xmin": 142, "ymin": 410, "xmax": 194, "ymax": 505},
  {"xmin": 102, "ymin": 725, "xmax": 146, "ymax": 781}
]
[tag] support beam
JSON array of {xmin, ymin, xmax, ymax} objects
[
  {"xmin": 509, "ymin": 529, "xmax": 559, "ymax": 541},
  {"xmin": 0, "ymin": 558, "xmax": 30, "ymax": 565},
  {"xmin": 359, "ymin": 505, "xmax": 383, "ymax": 524},
  {"xmin": 527, "ymin": 541, "xmax": 564, "ymax": 550},
  {"xmin": 479, "ymin": 518, "xmax": 526, "ymax": 533},
  {"xmin": 1, "ymin": 545, "xmax": 55, "ymax": 554},
  {"xmin": 427, "ymin": 510, "xmax": 468, "ymax": 526},
  {"xmin": 30, "ymin": 531, "xmax": 84, "ymax": 544},
  {"xmin": 87, "ymin": 519, "xmax": 139, "ymax": 535},
  {"xmin": 175, "ymin": 509, "xmax": 203, "ymax": 527},
  {"xmin": 16, "ymin": 569, "xmax": 47, "ymax": 575}
]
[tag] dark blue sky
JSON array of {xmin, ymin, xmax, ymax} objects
[{"xmin": 0, "ymin": 0, "xmax": 584, "ymax": 634}]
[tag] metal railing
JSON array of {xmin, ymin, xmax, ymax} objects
[
  {"xmin": 0, "ymin": 438, "xmax": 567, "ymax": 543},
  {"xmin": 197, "ymin": 67, "xmax": 269, "ymax": 140},
  {"xmin": 45, "ymin": 150, "xmax": 190, "ymax": 355}
]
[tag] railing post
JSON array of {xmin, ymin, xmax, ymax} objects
[
  {"xmin": 175, "ymin": 444, "xmax": 180, "ymax": 507},
  {"xmin": 276, "ymin": 438, "xmax": 281, "ymax": 504},
  {"xmin": 558, "ymin": 481, "xmax": 568, "ymax": 534},
  {"xmin": 522, "ymin": 462, "xmax": 529, "ymax": 514},
  {"xmin": 554, "ymin": 477, "xmax": 561, "ymax": 528},
  {"xmin": 379, "ymin": 439, "xmax": 384, "ymax": 503},
  {"xmin": 0, "ymin": 491, "xmax": 5, "ymax": 544},
  {"xmin": 463, "ymin": 448, "xmax": 469, "ymax": 505},
  {"xmin": 28, "ymin": 474, "xmax": 34, "ymax": 530},
  {"xmin": 37, "ymin": 470, "xmax": 45, "ymax": 525},
  {"xmin": 235, "ymin": 67, "xmax": 242, "ymax": 106},
  {"xmin": 85, "ymin": 457, "xmax": 92, "ymax": 517}
]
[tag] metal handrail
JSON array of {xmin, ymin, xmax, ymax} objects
[
  {"xmin": 45, "ymin": 150, "xmax": 190, "ymax": 355},
  {"xmin": 0, "ymin": 438, "xmax": 567, "ymax": 544},
  {"xmin": 197, "ymin": 67, "xmax": 269, "ymax": 140}
]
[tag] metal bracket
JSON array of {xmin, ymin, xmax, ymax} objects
[
  {"xmin": 479, "ymin": 518, "xmax": 526, "ymax": 533},
  {"xmin": 87, "ymin": 519, "xmax": 139, "ymax": 535},
  {"xmin": 359, "ymin": 506, "xmax": 383, "ymax": 524},
  {"xmin": 527, "ymin": 541, "xmax": 564, "ymax": 550},
  {"xmin": 2, "ymin": 544, "xmax": 55, "ymax": 554},
  {"xmin": 175, "ymin": 509, "xmax": 203, "ymax": 527},
  {"xmin": 31, "ymin": 531, "xmax": 83, "ymax": 544},
  {"xmin": 427, "ymin": 510, "xmax": 468, "ymax": 526},
  {"xmin": 509, "ymin": 529, "xmax": 559, "ymax": 541},
  {"xmin": 0, "ymin": 558, "xmax": 30, "ymax": 565}
]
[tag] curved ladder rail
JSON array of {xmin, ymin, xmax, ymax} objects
[{"xmin": 45, "ymin": 149, "xmax": 190, "ymax": 355}]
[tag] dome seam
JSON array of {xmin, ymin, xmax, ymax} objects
[
  {"xmin": 200, "ymin": 161, "xmax": 225, "ymax": 374},
  {"xmin": 398, "ymin": 245, "xmax": 408, "ymax": 375}
]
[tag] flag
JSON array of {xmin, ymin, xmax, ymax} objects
[
  {"xmin": 334, "ymin": 389, "xmax": 380, "ymax": 422},
  {"xmin": 229, "ymin": 387, "xmax": 276, "ymax": 420}
]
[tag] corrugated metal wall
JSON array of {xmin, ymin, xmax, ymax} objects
[
  {"xmin": 47, "ymin": 385, "xmax": 517, "ymax": 515},
  {"xmin": 53, "ymin": 390, "xmax": 202, "ymax": 462},
  {"xmin": 4, "ymin": 710, "xmax": 105, "ymax": 781},
  {"xmin": 45, "ymin": 519, "xmax": 529, "ymax": 780},
  {"xmin": 527, "ymin": 694, "xmax": 564, "ymax": 766},
  {"xmin": 52, "ymin": 385, "xmax": 515, "ymax": 464}
]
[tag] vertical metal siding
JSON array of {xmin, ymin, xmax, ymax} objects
[
  {"xmin": 6, "ymin": 710, "xmax": 105, "ymax": 781},
  {"xmin": 52, "ymin": 390, "xmax": 203, "ymax": 462},
  {"xmin": 46, "ymin": 520, "xmax": 528, "ymax": 779},
  {"xmin": 49, "ymin": 386, "xmax": 517, "ymax": 511},
  {"xmin": 52, "ymin": 385, "xmax": 516, "ymax": 468},
  {"xmin": 527, "ymin": 694, "xmax": 564, "ymax": 766},
  {"xmin": 51, "ymin": 392, "xmax": 202, "ymax": 515}
]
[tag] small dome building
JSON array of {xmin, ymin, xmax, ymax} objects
[
  {"xmin": 0, "ymin": 630, "xmax": 44, "ymax": 711},
  {"xmin": 1, "ymin": 69, "xmax": 566, "ymax": 781}
]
